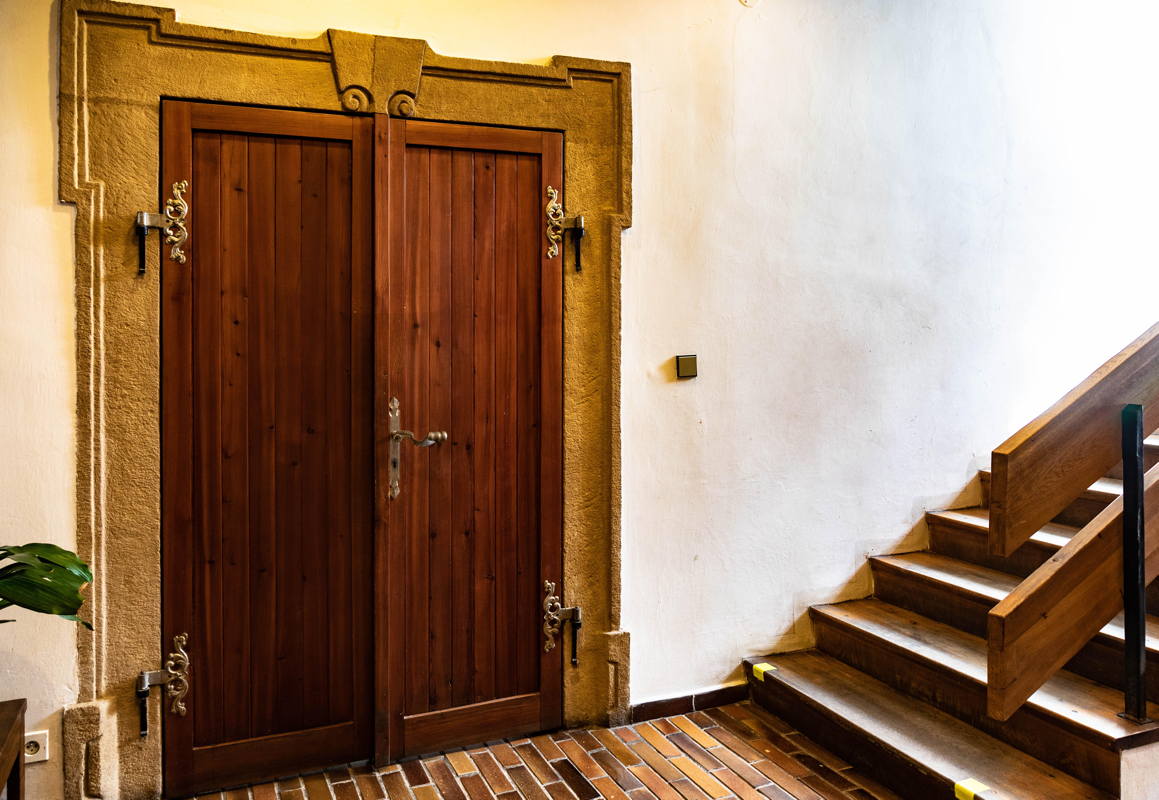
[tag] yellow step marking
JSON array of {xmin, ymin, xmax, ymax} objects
[
  {"xmin": 752, "ymin": 662, "xmax": 777, "ymax": 681},
  {"xmin": 955, "ymin": 778, "xmax": 991, "ymax": 800}
]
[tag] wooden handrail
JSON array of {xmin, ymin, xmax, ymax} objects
[
  {"xmin": 989, "ymin": 321, "xmax": 1159, "ymax": 557},
  {"xmin": 987, "ymin": 463, "xmax": 1159, "ymax": 720}
]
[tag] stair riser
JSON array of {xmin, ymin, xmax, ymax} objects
[
  {"xmin": 812, "ymin": 612, "xmax": 1120, "ymax": 793},
  {"xmin": 927, "ymin": 517, "xmax": 1159, "ymax": 614},
  {"xmin": 980, "ymin": 470, "xmax": 1117, "ymax": 528},
  {"xmin": 871, "ymin": 560, "xmax": 1159, "ymax": 702},
  {"xmin": 928, "ymin": 517, "xmax": 1055, "ymax": 577},
  {"xmin": 1105, "ymin": 445, "xmax": 1159, "ymax": 480},
  {"xmin": 1054, "ymin": 495, "xmax": 1116, "ymax": 530},
  {"xmin": 747, "ymin": 674, "xmax": 949, "ymax": 799}
]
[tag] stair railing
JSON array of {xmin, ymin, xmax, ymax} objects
[{"xmin": 987, "ymin": 321, "xmax": 1159, "ymax": 721}]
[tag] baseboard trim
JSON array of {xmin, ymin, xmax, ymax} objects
[{"xmin": 629, "ymin": 683, "xmax": 750, "ymax": 723}]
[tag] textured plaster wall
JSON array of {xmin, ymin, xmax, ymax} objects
[
  {"xmin": 4, "ymin": 1, "xmax": 1159, "ymax": 798},
  {"xmin": 159, "ymin": 0, "xmax": 1159, "ymax": 702},
  {"xmin": 0, "ymin": 2, "xmax": 78, "ymax": 799}
]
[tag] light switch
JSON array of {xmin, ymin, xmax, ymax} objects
[{"xmin": 675, "ymin": 354, "xmax": 697, "ymax": 379}]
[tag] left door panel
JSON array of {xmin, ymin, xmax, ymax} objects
[{"xmin": 161, "ymin": 101, "xmax": 374, "ymax": 797}]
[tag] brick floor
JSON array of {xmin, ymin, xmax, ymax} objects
[{"xmin": 189, "ymin": 701, "xmax": 901, "ymax": 800}]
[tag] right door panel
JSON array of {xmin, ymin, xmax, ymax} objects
[{"xmin": 376, "ymin": 118, "xmax": 565, "ymax": 760}]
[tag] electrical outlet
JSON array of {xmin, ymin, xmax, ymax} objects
[{"xmin": 24, "ymin": 730, "xmax": 49, "ymax": 764}]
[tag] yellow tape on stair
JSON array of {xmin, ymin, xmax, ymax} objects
[
  {"xmin": 752, "ymin": 662, "xmax": 776, "ymax": 682},
  {"xmin": 954, "ymin": 778, "xmax": 991, "ymax": 800}
]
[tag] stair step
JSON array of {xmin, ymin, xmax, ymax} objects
[
  {"xmin": 927, "ymin": 506, "xmax": 1159, "ymax": 614},
  {"xmin": 927, "ymin": 506, "xmax": 1078, "ymax": 576},
  {"xmin": 870, "ymin": 551, "xmax": 1159, "ymax": 700},
  {"xmin": 744, "ymin": 651, "xmax": 1111, "ymax": 800},
  {"xmin": 811, "ymin": 599, "xmax": 1159, "ymax": 793},
  {"xmin": 979, "ymin": 468, "xmax": 1121, "ymax": 528}
]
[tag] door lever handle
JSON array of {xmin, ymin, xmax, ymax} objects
[
  {"xmin": 392, "ymin": 429, "xmax": 448, "ymax": 448},
  {"xmin": 388, "ymin": 396, "xmax": 447, "ymax": 499}
]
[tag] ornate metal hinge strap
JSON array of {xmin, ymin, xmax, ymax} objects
[
  {"xmin": 543, "ymin": 580, "xmax": 563, "ymax": 652},
  {"xmin": 545, "ymin": 186, "xmax": 564, "ymax": 259},
  {"xmin": 165, "ymin": 632, "xmax": 191, "ymax": 716},
  {"xmin": 135, "ymin": 180, "xmax": 190, "ymax": 275},
  {"xmin": 164, "ymin": 180, "xmax": 190, "ymax": 264},
  {"xmin": 135, "ymin": 632, "xmax": 190, "ymax": 737},
  {"xmin": 542, "ymin": 580, "xmax": 583, "ymax": 665}
]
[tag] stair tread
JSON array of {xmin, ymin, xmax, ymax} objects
[
  {"xmin": 929, "ymin": 506, "xmax": 1078, "ymax": 549},
  {"xmin": 812, "ymin": 598, "xmax": 1159, "ymax": 746},
  {"xmin": 872, "ymin": 551, "xmax": 1159, "ymax": 649},
  {"xmin": 744, "ymin": 651, "xmax": 1112, "ymax": 800}
]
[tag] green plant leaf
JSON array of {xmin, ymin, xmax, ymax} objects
[
  {"xmin": 0, "ymin": 543, "xmax": 93, "ymax": 582},
  {"xmin": 0, "ymin": 544, "xmax": 93, "ymax": 627},
  {"xmin": 0, "ymin": 562, "xmax": 87, "ymax": 617}
]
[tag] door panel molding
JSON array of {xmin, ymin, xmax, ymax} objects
[{"xmin": 58, "ymin": 3, "xmax": 630, "ymax": 796}]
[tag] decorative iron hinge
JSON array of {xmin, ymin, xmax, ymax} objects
[
  {"xmin": 544, "ymin": 186, "xmax": 585, "ymax": 272},
  {"xmin": 135, "ymin": 633, "xmax": 190, "ymax": 738},
  {"xmin": 543, "ymin": 580, "xmax": 583, "ymax": 666},
  {"xmin": 135, "ymin": 180, "xmax": 189, "ymax": 275}
]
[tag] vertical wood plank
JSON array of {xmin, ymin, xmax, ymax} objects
[
  {"xmin": 427, "ymin": 148, "xmax": 454, "ymax": 710},
  {"xmin": 298, "ymin": 137, "xmax": 331, "ymax": 730},
  {"xmin": 404, "ymin": 145, "xmax": 432, "ymax": 716},
  {"xmin": 161, "ymin": 99, "xmax": 196, "ymax": 785},
  {"xmin": 493, "ymin": 152, "xmax": 519, "ymax": 700},
  {"xmin": 537, "ymin": 132, "xmax": 565, "ymax": 731},
  {"xmin": 219, "ymin": 133, "xmax": 253, "ymax": 742},
  {"xmin": 247, "ymin": 135, "xmax": 278, "ymax": 737},
  {"xmin": 349, "ymin": 116, "xmax": 376, "ymax": 745},
  {"xmin": 272, "ymin": 137, "xmax": 306, "ymax": 735},
  {"xmin": 326, "ymin": 140, "xmax": 355, "ymax": 724},
  {"xmin": 191, "ymin": 129, "xmax": 224, "ymax": 748},
  {"xmin": 448, "ymin": 149, "xmax": 476, "ymax": 708},
  {"xmin": 515, "ymin": 153, "xmax": 542, "ymax": 695},
  {"xmin": 471, "ymin": 152, "xmax": 498, "ymax": 704},
  {"xmin": 378, "ymin": 114, "xmax": 408, "ymax": 762}
]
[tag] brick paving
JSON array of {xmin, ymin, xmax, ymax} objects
[{"xmin": 190, "ymin": 702, "xmax": 901, "ymax": 800}]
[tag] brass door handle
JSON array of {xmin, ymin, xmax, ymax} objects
[
  {"xmin": 388, "ymin": 396, "xmax": 447, "ymax": 499},
  {"xmin": 392, "ymin": 429, "xmax": 448, "ymax": 448}
]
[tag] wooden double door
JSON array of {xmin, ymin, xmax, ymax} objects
[{"xmin": 161, "ymin": 102, "xmax": 564, "ymax": 796}]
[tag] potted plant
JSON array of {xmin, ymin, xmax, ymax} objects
[{"xmin": 0, "ymin": 543, "xmax": 92, "ymax": 628}]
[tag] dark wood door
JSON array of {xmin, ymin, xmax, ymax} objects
[
  {"xmin": 161, "ymin": 101, "xmax": 374, "ymax": 796},
  {"xmin": 374, "ymin": 118, "xmax": 565, "ymax": 759}
]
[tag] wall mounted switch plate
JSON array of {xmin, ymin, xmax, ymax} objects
[{"xmin": 675, "ymin": 354, "xmax": 698, "ymax": 379}]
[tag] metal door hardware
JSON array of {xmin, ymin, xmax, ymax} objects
[
  {"xmin": 135, "ymin": 180, "xmax": 189, "ymax": 275},
  {"xmin": 563, "ymin": 215, "xmax": 585, "ymax": 272},
  {"xmin": 542, "ymin": 580, "xmax": 582, "ymax": 666},
  {"xmin": 544, "ymin": 186, "xmax": 585, "ymax": 272},
  {"xmin": 388, "ymin": 396, "xmax": 448, "ymax": 499},
  {"xmin": 135, "ymin": 633, "xmax": 190, "ymax": 738}
]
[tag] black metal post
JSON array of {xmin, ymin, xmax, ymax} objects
[{"xmin": 1121, "ymin": 403, "xmax": 1148, "ymax": 722}]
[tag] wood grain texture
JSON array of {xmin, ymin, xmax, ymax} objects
[
  {"xmin": 380, "ymin": 119, "xmax": 564, "ymax": 758},
  {"xmin": 163, "ymin": 101, "xmax": 373, "ymax": 796},
  {"xmin": 989, "ymin": 321, "xmax": 1159, "ymax": 555},
  {"xmin": 745, "ymin": 653, "xmax": 1111, "ymax": 800},
  {"xmin": 988, "ymin": 463, "xmax": 1159, "ymax": 721}
]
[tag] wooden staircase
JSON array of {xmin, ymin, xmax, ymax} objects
[{"xmin": 744, "ymin": 471, "xmax": 1159, "ymax": 798}]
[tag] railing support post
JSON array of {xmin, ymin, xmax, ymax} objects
[{"xmin": 1121, "ymin": 403, "xmax": 1148, "ymax": 723}]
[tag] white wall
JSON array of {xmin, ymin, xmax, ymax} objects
[
  {"xmin": 0, "ymin": 1, "xmax": 79, "ymax": 797},
  {"xmin": 3, "ymin": 0, "xmax": 1159, "ymax": 793}
]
